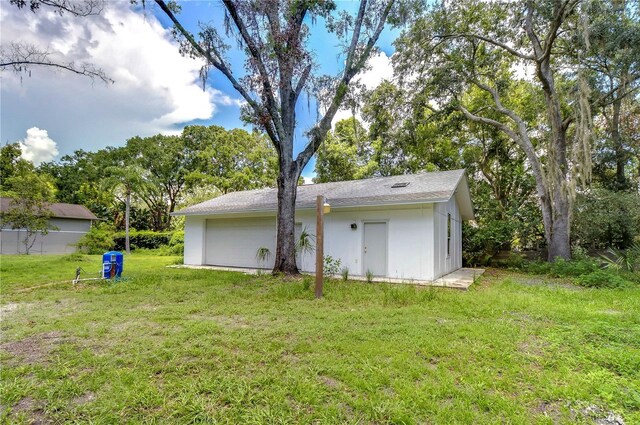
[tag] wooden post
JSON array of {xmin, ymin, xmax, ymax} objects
[{"xmin": 315, "ymin": 195, "xmax": 324, "ymax": 299}]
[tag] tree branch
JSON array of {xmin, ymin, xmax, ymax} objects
[
  {"xmin": 296, "ymin": 0, "xmax": 395, "ymax": 169},
  {"xmin": 222, "ymin": 0, "xmax": 284, "ymax": 140},
  {"xmin": 0, "ymin": 42, "xmax": 112, "ymax": 83},
  {"xmin": 541, "ymin": 0, "xmax": 578, "ymax": 61},
  {"xmin": 10, "ymin": 0, "xmax": 103, "ymax": 16},
  {"xmin": 436, "ymin": 33, "xmax": 535, "ymax": 60},
  {"xmin": 154, "ymin": 0, "xmax": 281, "ymax": 145}
]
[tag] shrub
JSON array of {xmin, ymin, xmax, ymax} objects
[
  {"xmin": 522, "ymin": 257, "xmax": 600, "ymax": 278},
  {"xmin": 168, "ymin": 230, "xmax": 184, "ymax": 255},
  {"xmin": 572, "ymin": 188, "xmax": 640, "ymax": 250},
  {"xmin": 256, "ymin": 247, "xmax": 272, "ymax": 269},
  {"xmin": 576, "ymin": 269, "xmax": 630, "ymax": 289},
  {"xmin": 600, "ymin": 242, "xmax": 640, "ymax": 272},
  {"xmin": 462, "ymin": 221, "xmax": 513, "ymax": 266},
  {"xmin": 77, "ymin": 223, "xmax": 116, "ymax": 254},
  {"xmin": 546, "ymin": 258, "xmax": 599, "ymax": 278},
  {"xmin": 522, "ymin": 260, "xmax": 551, "ymax": 275},
  {"xmin": 323, "ymin": 256, "xmax": 342, "ymax": 276},
  {"xmin": 113, "ymin": 230, "xmax": 172, "ymax": 251},
  {"xmin": 492, "ymin": 252, "xmax": 526, "ymax": 269}
]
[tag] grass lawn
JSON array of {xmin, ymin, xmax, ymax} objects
[{"xmin": 1, "ymin": 254, "xmax": 639, "ymax": 424}]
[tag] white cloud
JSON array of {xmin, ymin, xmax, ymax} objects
[
  {"xmin": 331, "ymin": 51, "xmax": 393, "ymax": 127},
  {"xmin": 18, "ymin": 127, "xmax": 59, "ymax": 165},
  {"xmin": 0, "ymin": 2, "xmax": 243, "ymax": 157}
]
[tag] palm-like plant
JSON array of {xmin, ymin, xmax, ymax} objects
[
  {"xmin": 600, "ymin": 243, "xmax": 640, "ymax": 272},
  {"xmin": 256, "ymin": 247, "xmax": 272, "ymax": 269},
  {"xmin": 295, "ymin": 226, "xmax": 315, "ymax": 256},
  {"xmin": 102, "ymin": 165, "xmax": 147, "ymax": 254}
]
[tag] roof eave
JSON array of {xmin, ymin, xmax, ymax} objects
[
  {"xmin": 445, "ymin": 172, "xmax": 475, "ymax": 221},
  {"xmin": 172, "ymin": 197, "xmax": 451, "ymax": 216}
]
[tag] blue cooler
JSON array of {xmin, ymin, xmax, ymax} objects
[{"xmin": 103, "ymin": 251, "xmax": 124, "ymax": 279}]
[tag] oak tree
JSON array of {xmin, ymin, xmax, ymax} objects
[{"xmin": 155, "ymin": 0, "xmax": 399, "ymax": 274}]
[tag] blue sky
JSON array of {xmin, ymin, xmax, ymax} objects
[
  {"xmin": 149, "ymin": 1, "xmax": 399, "ymax": 178},
  {"xmin": 0, "ymin": 1, "xmax": 398, "ymax": 180}
]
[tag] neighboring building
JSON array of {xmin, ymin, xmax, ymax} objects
[
  {"xmin": 0, "ymin": 198, "xmax": 98, "ymax": 255},
  {"xmin": 173, "ymin": 169, "xmax": 474, "ymax": 282}
]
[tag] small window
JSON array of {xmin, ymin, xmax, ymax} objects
[
  {"xmin": 391, "ymin": 182, "xmax": 410, "ymax": 188},
  {"xmin": 447, "ymin": 213, "xmax": 451, "ymax": 257}
]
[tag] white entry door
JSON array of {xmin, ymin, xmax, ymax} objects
[{"xmin": 363, "ymin": 222, "xmax": 387, "ymax": 277}]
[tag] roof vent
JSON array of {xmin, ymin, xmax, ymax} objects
[{"xmin": 391, "ymin": 182, "xmax": 410, "ymax": 188}]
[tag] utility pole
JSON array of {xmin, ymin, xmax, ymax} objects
[{"xmin": 315, "ymin": 195, "xmax": 324, "ymax": 299}]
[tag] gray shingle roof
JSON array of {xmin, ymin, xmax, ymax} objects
[
  {"xmin": 174, "ymin": 169, "xmax": 474, "ymax": 219},
  {"xmin": 0, "ymin": 198, "xmax": 98, "ymax": 220}
]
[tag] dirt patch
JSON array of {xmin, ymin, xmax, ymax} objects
[
  {"xmin": 416, "ymin": 351, "xmax": 440, "ymax": 370},
  {"xmin": 533, "ymin": 400, "xmax": 564, "ymax": 423},
  {"xmin": 319, "ymin": 375, "xmax": 341, "ymax": 389},
  {"xmin": 110, "ymin": 320, "xmax": 164, "ymax": 333},
  {"xmin": 187, "ymin": 314, "xmax": 252, "ymax": 329},
  {"xmin": 71, "ymin": 392, "xmax": 96, "ymax": 406},
  {"xmin": 0, "ymin": 331, "xmax": 69, "ymax": 365},
  {"xmin": 0, "ymin": 303, "xmax": 33, "ymax": 320},
  {"xmin": 10, "ymin": 397, "xmax": 50, "ymax": 424},
  {"xmin": 518, "ymin": 335, "xmax": 549, "ymax": 358},
  {"xmin": 512, "ymin": 276, "xmax": 581, "ymax": 291}
]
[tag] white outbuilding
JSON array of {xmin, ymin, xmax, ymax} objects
[{"xmin": 174, "ymin": 169, "xmax": 474, "ymax": 282}]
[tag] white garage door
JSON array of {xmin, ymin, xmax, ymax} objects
[{"xmin": 205, "ymin": 218, "xmax": 277, "ymax": 268}]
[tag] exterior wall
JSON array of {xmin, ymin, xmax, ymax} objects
[
  {"xmin": 0, "ymin": 218, "xmax": 92, "ymax": 255},
  {"xmin": 432, "ymin": 197, "xmax": 463, "ymax": 279},
  {"xmin": 184, "ymin": 216, "xmax": 206, "ymax": 265},
  {"xmin": 49, "ymin": 218, "xmax": 92, "ymax": 232},
  {"xmin": 183, "ymin": 200, "xmax": 466, "ymax": 281},
  {"xmin": 295, "ymin": 206, "xmax": 435, "ymax": 281}
]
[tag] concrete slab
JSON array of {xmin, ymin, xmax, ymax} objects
[
  {"xmin": 168, "ymin": 265, "xmax": 484, "ymax": 290},
  {"xmin": 431, "ymin": 268, "xmax": 485, "ymax": 290}
]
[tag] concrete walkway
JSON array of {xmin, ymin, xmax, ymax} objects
[{"xmin": 169, "ymin": 264, "xmax": 484, "ymax": 290}]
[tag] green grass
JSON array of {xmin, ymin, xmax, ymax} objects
[{"xmin": 1, "ymin": 255, "xmax": 639, "ymax": 424}]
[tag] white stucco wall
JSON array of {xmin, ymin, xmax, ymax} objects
[
  {"xmin": 294, "ymin": 206, "xmax": 435, "ymax": 281},
  {"xmin": 185, "ymin": 204, "xmax": 442, "ymax": 281},
  {"xmin": 184, "ymin": 216, "xmax": 206, "ymax": 265},
  {"xmin": 432, "ymin": 197, "xmax": 462, "ymax": 279}
]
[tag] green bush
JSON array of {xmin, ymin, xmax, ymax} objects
[
  {"xmin": 323, "ymin": 256, "xmax": 342, "ymax": 276},
  {"xmin": 492, "ymin": 252, "xmax": 526, "ymax": 269},
  {"xmin": 576, "ymin": 269, "xmax": 631, "ymax": 289},
  {"xmin": 522, "ymin": 257, "xmax": 601, "ymax": 279},
  {"xmin": 462, "ymin": 221, "xmax": 514, "ymax": 266},
  {"xmin": 572, "ymin": 188, "xmax": 640, "ymax": 250},
  {"xmin": 168, "ymin": 230, "xmax": 184, "ymax": 255},
  {"xmin": 113, "ymin": 230, "xmax": 172, "ymax": 251},
  {"xmin": 77, "ymin": 223, "xmax": 116, "ymax": 254},
  {"xmin": 522, "ymin": 260, "xmax": 551, "ymax": 275},
  {"xmin": 547, "ymin": 258, "xmax": 599, "ymax": 278}
]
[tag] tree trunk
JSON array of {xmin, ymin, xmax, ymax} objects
[
  {"xmin": 272, "ymin": 159, "xmax": 300, "ymax": 275},
  {"xmin": 611, "ymin": 95, "xmax": 627, "ymax": 190},
  {"xmin": 547, "ymin": 192, "xmax": 571, "ymax": 261},
  {"xmin": 125, "ymin": 191, "xmax": 131, "ymax": 254}
]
